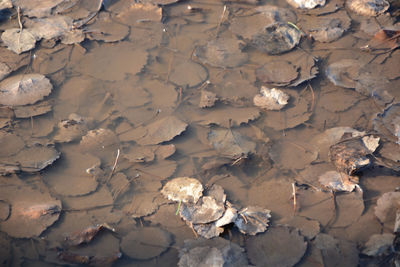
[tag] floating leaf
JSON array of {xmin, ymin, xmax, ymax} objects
[
  {"xmin": 120, "ymin": 227, "xmax": 172, "ymax": 260},
  {"xmin": 230, "ymin": 5, "xmax": 297, "ymax": 40},
  {"xmin": 235, "ymin": 206, "xmax": 271, "ymax": 235},
  {"xmin": 246, "ymin": 226, "xmax": 306, "ymax": 266},
  {"xmin": 180, "ymin": 196, "xmax": 225, "ymax": 224},
  {"xmin": 0, "ymin": 74, "xmax": 52, "ymax": 106},
  {"xmin": 287, "ymin": 0, "xmax": 326, "ymax": 9},
  {"xmin": 195, "ymin": 37, "xmax": 248, "ymax": 68},
  {"xmin": 161, "ymin": 177, "xmax": 203, "ymax": 204},
  {"xmin": 347, "ymin": 0, "xmax": 389, "ymax": 16},
  {"xmin": 253, "ymin": 87, "xmax": 290, "ymax": 110},
  {"xmin": 1, "ymin": 28, "xmax": 36, "ymax": 54}
]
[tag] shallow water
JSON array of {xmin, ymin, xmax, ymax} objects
[{"xmin": 0, "ymin": 0, "xmax": 399, "ymax": 266}]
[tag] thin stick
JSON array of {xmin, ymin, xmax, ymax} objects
[
  {"xmin": 215, "ymin": 5, "xmax": 227, "ymax": 38},
  {"xmin": 292, "ymin": 183, "xmax": 297, "ymax": 214},
  {"xmin": 107, "ymin": 149, "xmax": 120, "ymax": 183},
  {"xmin": 17, "ymin": 7, "xmax": 23, "ymax": 31},
  {"xmin": 308, "ymin": 82, "xmax": 315, "ymax": 112}
]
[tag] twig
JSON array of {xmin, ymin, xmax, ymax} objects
[
  {"xmin": 189, "ymin": 222, "xmax": 199, "ymax": 238},
  {"xmin": 175, "ymin": 200, "xmax": 182, "ymax": 215},
  {"xmin": 307, "ymin": 82, "xmax": 315, "ymax": 112},
  {"xmin": 107, "ymin": 149, "xmax": 120, "ymax": 183},
  {"xmin": 17, "ymin": 7, "xmax": 23, "ymax": 31},
  {"xmin": 215, "ymin": 5, "xmax": 227, "ymax": 38},
  {"xmin": 292, "ymin": 183, "xmax": 297, "ymax": 214}
]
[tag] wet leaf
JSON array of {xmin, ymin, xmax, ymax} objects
[
  {"xmin": 318, "ymin": 171, "xmax": 358, "ymax": 192},
  {"xmin": 80, "ymin": 128, "xmax": 120, "ymax": 154},
  {"xmin": 13, "ymin": 100, "xmax": 52, "ymax": 118},
  {"xmin": 134, "ymin": 116, "xmax": 188, "ymax": 145},
  {"xmin": 333, "ymin": 187, "xmax": 365, "ymax": 227},
  {"xmin": 373, "ymin": 103, "xmax": 400, "ymax": 144},
  {"xmin": 253, "ymin": 87, "xmax": 290, "ymax": 110},
  {"xmin": 0, "ymin": 0, "xmax": 12, "ymax": 10},
  {"xmin": 318, "ymin": 87, "xmax": 361, "ymax": 112},
  {"xmin": 42, "ymin": 150, "xmax": 99, "ymax": 196},
  {"xmin": 124, "ymin": 146, "xmax": 156, "ymax": 163},
  {"xmin": 269, "ymin": 140, "xmax": 318, "ymax": 170},
  {"xmin": 326, "ymin": 59, "xmax": 361, "ymax": 88},
  {"xmin": 120, "ymin": 227, "xmax": 173, "ymax": 260},
  {"xmin": 192, "ymin": 223, "xmax": 225, "ymax": 239},
  {"xmin": 13, "ymin": 0, "xmax": 65, "ymax": 18},
  {"xmin": 199, "ymin": 90, "xmax": 217, "ymax": 108},
  {"xmin": 347, "ymin": 0, "xmax": 389, "ymax": 16},
  {"xmin": 251, "ymin": 23, "xmax": 301, "ymax": 55},
  {"xmin": 230, "ymin": 5, "xmax": 297, "ymax": 40},
  {"xmin": 195, "ymin": 37, "xmax": 248, "ymax": 68},
  {"xmin": 76, "ymin": 43, "xmax": 148, "ymax": 81},
  {"xmin": 0, "ymin": 176, "xmax": 62, "ymax": 238},
  {"xmin": 362, "ymin": 233, "xmax": 395, "ymax": 256},
  {"xmin": 194, "ymin": 106, "xmax": 260, "ymax": 128},
  {"xmin": 114, "ymin": 2, "xmax": 162, "ymax": 24},
  {"xmin": 256, "ymin": 60, "xmax": 299, "ymax": 86},
  {"xmin": 63, "ymin": 186, "xmax": 113, "ymax": 210},
  {"xmin": 180, "ymin": 196, "xmax": 225, "ymax": 224},
  {"xmin": 1, "ymin": 28, "xmax": 36, "ymax": 54},
  {"xmin": 375, "ymin": 191, "xmax": 400, "ymax": 230},
  {"xmin": 25, "ymin": 15, "xmax": 75, "ymax": 40},
  {"xmin": 235, "ymin": 206, "xmax": 271, "ymax": 235},
  {"xmin": 308, "ymin": 234, "xmax": 359, "ymax": 267},
  {"xmin": 329, "ymin": 135, "xmax": 379, "ymax": 175},
  {"xmin": 279, "ymin": 216, "xmax": 320, "ymax": 239},
  {"xmin": 287, "ymin": 0, "xmax": 326, "ymax": 9},
  {"xmin": 13, "ymin": 144, "xmax": 60, "ymax": 173},
  {"xmin": 86, "ymin": 12, "xmax": 129, "ymax": 43},
  {"xmin": 0, "ymin": 200, "xmax": 10, "ymax": 221},
  {"xmin": 355, "ymin": 71, "xmax": 393, "ymax": 105},
  {"xmin": 178, "ymin": 237, "xmax": 249, "ymax": 267},
  {"xmin": 109, "ymin": 172, "xmax": 130, "ymax": 200},
  {"xmin": 208, "ymin": 128, "xmax": 256, "ymax": 159},
  {"xmin": 161, "ymin": 177, "xmax": 203, "ymax": 204},
  {"xmin": 169, "ymin": 60, "xmax": 208, "ymax": 88},
  {"xmin": 246, "ymin": 226, "xmax": 306, "ymax": 266},
  {"xmin": 54, "ymin": 114, "xmax": 93, "ymax": 143},
  {"xmin": 281, "ymin": 51, "xmax": 318, "ymax": 86},
  {"xmin": 0, "ymin": 74, "xmax": 52, "ymax": 106},
  {"xmin": 301, "ymin": 10, "xmax": 351, "ymax": 42},
  {"xmin": 263, "ymin": 89, "xmax": 311, "ymax": 130},
  {"xmin": 65, "ymin": 223, "xmax": 115, "ymax": 247},
  {"xmin": 366, "ymin": 29, "xmax": 400, "ymax": 52}
]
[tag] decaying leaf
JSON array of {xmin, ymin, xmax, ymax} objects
[
  {"xmin": 180, "ymin": 196, "xmax": 225, "ymax": 224},
  {"xmin": 12, "ymin": 100, "xmax": 52, "ymax": 118},
  {"xmin": 134, "ymin": 116, "xmax": 188, "ymax": 145},
  {"xmin": 208, "ymin": 127, "xmax": 256, "ymax": 159},
  {"xmin": 251, "ymin": 23, "xmax": 301, "ymax": 55},
  {"xmin": 86, "ymin": 12, "xmax": 129, "ymax": 43},
  {"xmin": 65, "ymin": 223, "xmax": 115, "ymax": 247},
  {"xmin": 375, "ymin": 191, "xmax": 400, "ymax": 230},
  {"xmin": 347, "ymin": 0, "xmax": 389, "ymax": 16},
  {"xmin": 365, "ymin": 29, "xmax": 400, "ymax": 52},
  {"xmin": 161, "ymin": 177, "xmax": 203, "ymax": 204},
  {"xmin": 269, "ymin": 140, "xmax": 318, "ymax": 170},
  {"xmin": 10, "ymin": 144, "xmax": 60, "ymax": 173},
  {"xmin": 318, "ymin": 171, "xmax": 358, "ymax": 192},
  {"xmin": 114, "ymin": 2, "xmax": 162, "ymax": 25},
  {"xmin": 0, "ymin": 74, "xmax": 52, "ymax": 106},
  {"xmin": 253, "ymin": 87, "xmax": 290, "ymax": 110},
  {"xmin": 195, "ymin": 37, "xmax": 248, "ymax": 68},
  {"xmin": 0, "ymin": 176, "xmax": 62, "ymax": 238},
  {"xmin": 246, "ymin": 226, "xmax": 306, "ymax": 266},
  {"xmin": 13, "ymin": 0, "xmax": 65, "ymax": 18},
  {"xmin": 178, "ymin": 238, "xmax": 250, "ymax": 267},
  {"xmin": 287, "ymin": 0, "xmax": 326, "ymax": 9},
  {"xmin": 80, "ymin": 128, "xmax": 119, "ymax": 152},
  {"xmin": 362, "ymin": 233, "xmax": 395, "ymax": 256},
  {"xmin": 230, "ymin": 5, "xmax": 297, "ymax": 40},
  {"xmin": 329, "ymin": 135, "xmax": 379, "ymax": 174},
  {"xmin": 1, "ymin": 28, "xmax": 37, "ymax": 54},
  {"xmin": 199, "ymin": 89, "xmax": 217, "ymax": 108},
  {"xmin": 120, "ymin": 227, "xmax": 172, "ymax": 260},
  {"xmin": 54, "ymin": 114, "xmax": 93, "ymax": 143},
  {"xmin": 235, "ymin": 206, "xmax": 271, "ymax": 235}
]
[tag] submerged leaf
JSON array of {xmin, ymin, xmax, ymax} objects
[
  {"xmin": 235, "ymin": 206, "xmax": 271, "ymax": 235},
  {"xmin": 362, "ymin": 233, "xmax": 395, "ymax": 256},
  {"xmin": 318, "ymin": 171, "xmax": 358, "ymax": 192}
]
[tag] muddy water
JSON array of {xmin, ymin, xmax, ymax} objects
[{"xmin": 0, "ymin": 0, "xmax": 399, "ymax": 266}]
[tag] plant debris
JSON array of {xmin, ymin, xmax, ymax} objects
[
  {"xmin": 375, "ymin": 191, "xmax": 400, "ymax": 230},
  {"xmin": 253, "ymin": 87, "xmax": 290, "ymax": 110},
  {"xmin": 161, "ymin": 177, "xmax": 204, "ymax": 204},
  {"xmin": 318, "ymin": 171, "xmax": 358, "ymax": 192},
  {"xmin": 235, "ymin": 206, "xmax": 271, "ymax": 235},
  {"xmin": 287, "ymin": 0, "xmax": 326, "ymax": 9},
  {"xmin": 64, "ymin": 223, "xmax": 115, "ymax": 247},
  {"xmin": 256, "ymin": 61, "xmax": 299, "ymax": 86},
  {"xmin": 347, "ymin": 0, "xmax": 390, "ymax": 16}
]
